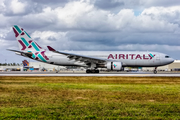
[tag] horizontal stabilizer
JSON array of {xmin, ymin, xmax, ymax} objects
[
  {"xmin": 7, "ymin": 49, "xmax": 33, "ymax": 58},
  {"xmin": 7, "ymin": 49, "xmax": 25, "ymax": 53}
]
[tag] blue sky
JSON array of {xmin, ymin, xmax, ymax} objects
[
  {"xmin": 0, "ymin": 0, "xmax": 180, "ymax": 63},
  {"xmin": 133, "ymin": 10, "xmax": 142, "ymax": 16}
]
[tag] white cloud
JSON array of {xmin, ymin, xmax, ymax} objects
[
  {"xmin": 10, "ymin": 0, "xmax": 27, "ymax": 14},
  {"xmin": 0, "ymin": 0, "xmax": 180, "ymax": 62},
  {"xmin": 14, "ymin": 1, "xmax": 180, "ymax": 49},
  {"xmin": 117, "ymin": 44, "xmax": 180, "ymax": 51},
  {"xmin": 56, "ymin": 1, "xmax": 94, "ymax": 27},
  {"xmin": 0, "ymin": 39, "xmax": 10, "ymax": 47},
  {"xmin": 0, "ymin": 14, "xmax": 8, "ymax": 27},
  {"xmin": 0, "ymin": 0, "xmax": 5, "ymax": 12},
  {"xmin": 142, "ymin": 6, "xmax": 180, "ymax": 24},
  {"xmin": 25, "ymin": 2, "xmax": 180, "ymax": 33},
  {"xmin": 31, "ymin": 30, "xmax": 68, "ymax": 49}
]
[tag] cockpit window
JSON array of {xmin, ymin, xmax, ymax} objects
[{"xmin": 165, "ymin": 56, "xmax": 170, "ymax": 58}]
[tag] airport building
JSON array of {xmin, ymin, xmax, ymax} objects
[
  {"xmin": 0, "ymin": 60, "xmax": 66, "ymax": 72},
  {"xmin": 29, "ymin": 62, "xmax": 66, "ymax": 71},
  {"xmin": 0, "ymin": 65, "xmax": 23, "ymax": 71},
  {"xmin": 142, "ymin": 60, "xmax": 180, "ymax": 71}
]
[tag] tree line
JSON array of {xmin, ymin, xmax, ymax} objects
[{"xmin": 0, "ymin": 63, "xmax": 22, "ymax": 66}]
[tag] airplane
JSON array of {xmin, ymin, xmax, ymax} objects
[{"xmin": 7, "ymin": 25, "xmax": 174, "ymax": 74}]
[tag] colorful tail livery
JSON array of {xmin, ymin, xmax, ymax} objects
[
  {"xmin": 13, "ymin": 25, "xmax": 43, "ymax": 52},
  {"xmin": 12, "ymin": 25, "xmax": 49, "ymax": 62},
  {"xmin": 22, "ymin": 60, "xmax": 29, "ymax": 67}
]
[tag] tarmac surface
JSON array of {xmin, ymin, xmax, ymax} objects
[{"xmin": 1, "ymin": 71, "xmax": 180, "ymax": 77}]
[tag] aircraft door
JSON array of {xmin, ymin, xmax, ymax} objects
[
  {"xmin": 156, "ymin": 54, "xmax": 160, "ymax": 60},
  {"xmin": 155, "ymin": 54, "xmax": 161, "ymax": 65}
]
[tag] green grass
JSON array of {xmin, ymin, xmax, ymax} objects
[{"xmin": 0, "ymin": 76, "xmax": 180, "ymax": 119}]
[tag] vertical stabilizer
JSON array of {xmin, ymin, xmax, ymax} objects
[
  {"xmin": 22, "ymin": 60, "xmax": 29, "ymax": 67},
  {"xmin": 12, "ymin": 25, "xmax": 43, "ymax": 52}
]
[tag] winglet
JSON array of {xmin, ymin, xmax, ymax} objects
[{"xmin": 47, "ymin": 46, "xmax": 56, "ymax": 51}]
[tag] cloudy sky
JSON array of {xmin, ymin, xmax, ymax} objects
[{"xmin": 0, "ymin": 0, "xmax": 180, "ymax": 63}]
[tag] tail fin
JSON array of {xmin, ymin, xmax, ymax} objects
[
  {"xmin": 22, "ymin": 60, "xmax": 29, "ymax": 67},
  {"xmin": 12, "ymin": 25, "xmax": 43, "ymax": 52}
]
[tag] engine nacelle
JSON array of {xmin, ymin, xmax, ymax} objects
[
  {"xmin": 107, "ymin": 62, "xmax": 122, "ymax": 71},
  {"xmin": 15, "ymin": 52, "xmax": 21, "ymax": 56},
  {"xmin": 15, "ymin": 52, "xmax": 26, "ymax": 57}
]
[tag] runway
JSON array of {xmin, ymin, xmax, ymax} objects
[{"xmin": 1, "ymin": 71, "xmax": 180, "ymax": 77}]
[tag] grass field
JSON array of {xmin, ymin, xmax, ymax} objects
[{"xmin": 0, "ymin": 76, "xmax": 180, "ymax": 119}]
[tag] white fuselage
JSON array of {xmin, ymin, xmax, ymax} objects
[{"xmin": 31, "ymin": 51, "xmax": 174, "ymax": 68}]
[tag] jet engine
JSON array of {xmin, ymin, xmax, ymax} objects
[
  {"xmin": 15, "ymin": 52, "xmax": 22, "ymax": 56},
  {"xmin": 107, "ymin": 62, "xmax": 122, "ymax": 71}
]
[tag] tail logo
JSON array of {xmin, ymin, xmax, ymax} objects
[
  {"xmin": 13, "ymin": 25, "xmax": 48, "ymax": 62},
  {"xmin": 113, "ymin": 64, "xmax": 117, "ymax": 68},
  {"xmin": 13, "ymin": 25, "xmax": 30, "ymax": 38},
  {"xmin": 29, "ymin": 51, "xmax": 49, "ymax": 62},
  {"xmin": 22, "ymin": 60, "xmax": 29, "ymax": 67},
  {"xmin": 18, "ymin": 38, "xmax": 42, "ymax": 51},
  {"xmin": 13, "ymin": 25, "xmax": 42, "ymax": 51}
]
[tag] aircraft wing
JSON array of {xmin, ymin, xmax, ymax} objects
[{"xmin": 47, "ymin": 46, "xmax": 108, "ymax": 64}]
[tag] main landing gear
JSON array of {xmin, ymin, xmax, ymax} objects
[
  {"xmin": 153, "ymin": 67, "xmax": 157, "ymax": 74},
  {"xmin": 86, "ymin": 69, "xmax": 99, "ymax": 73}
]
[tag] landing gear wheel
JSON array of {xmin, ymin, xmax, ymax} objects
[
  {"xmin": 154, "ymin": 67, "xmax": 157, "ymax": 74},
  {"xmin": 86, "ymin": 69, "xmax": 99, "ymax": 73},
  {"xmin": 95, "ymin": 70, "xmax": 99, "ymax": 73},
  {"xmin": 91, "ymin": 70, "xmax": 96, "ymax": 73},
  {"xmin": 86, "ymin": 69, "xmax": 91, "ymax": 73}
]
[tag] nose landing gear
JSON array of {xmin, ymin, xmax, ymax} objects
[{"xmin": 153, "ymin": 67, "xmax": 157, "ymax": 74}]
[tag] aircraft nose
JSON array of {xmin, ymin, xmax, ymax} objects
[{"xmin": 169, "ymin": 58, "xmax": 174, "ymax": 64}]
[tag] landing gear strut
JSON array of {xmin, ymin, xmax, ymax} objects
[
  {"xmin": 86, "ymin": 69, "xmax": 99, "ymax": 73},
  {"xmin": 56, "ymin": 66, "xmax": 60, "ymax": 73},
  {"xmin": 153, "ymin": 67, "xmax": 157, "ymax": 74}
]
